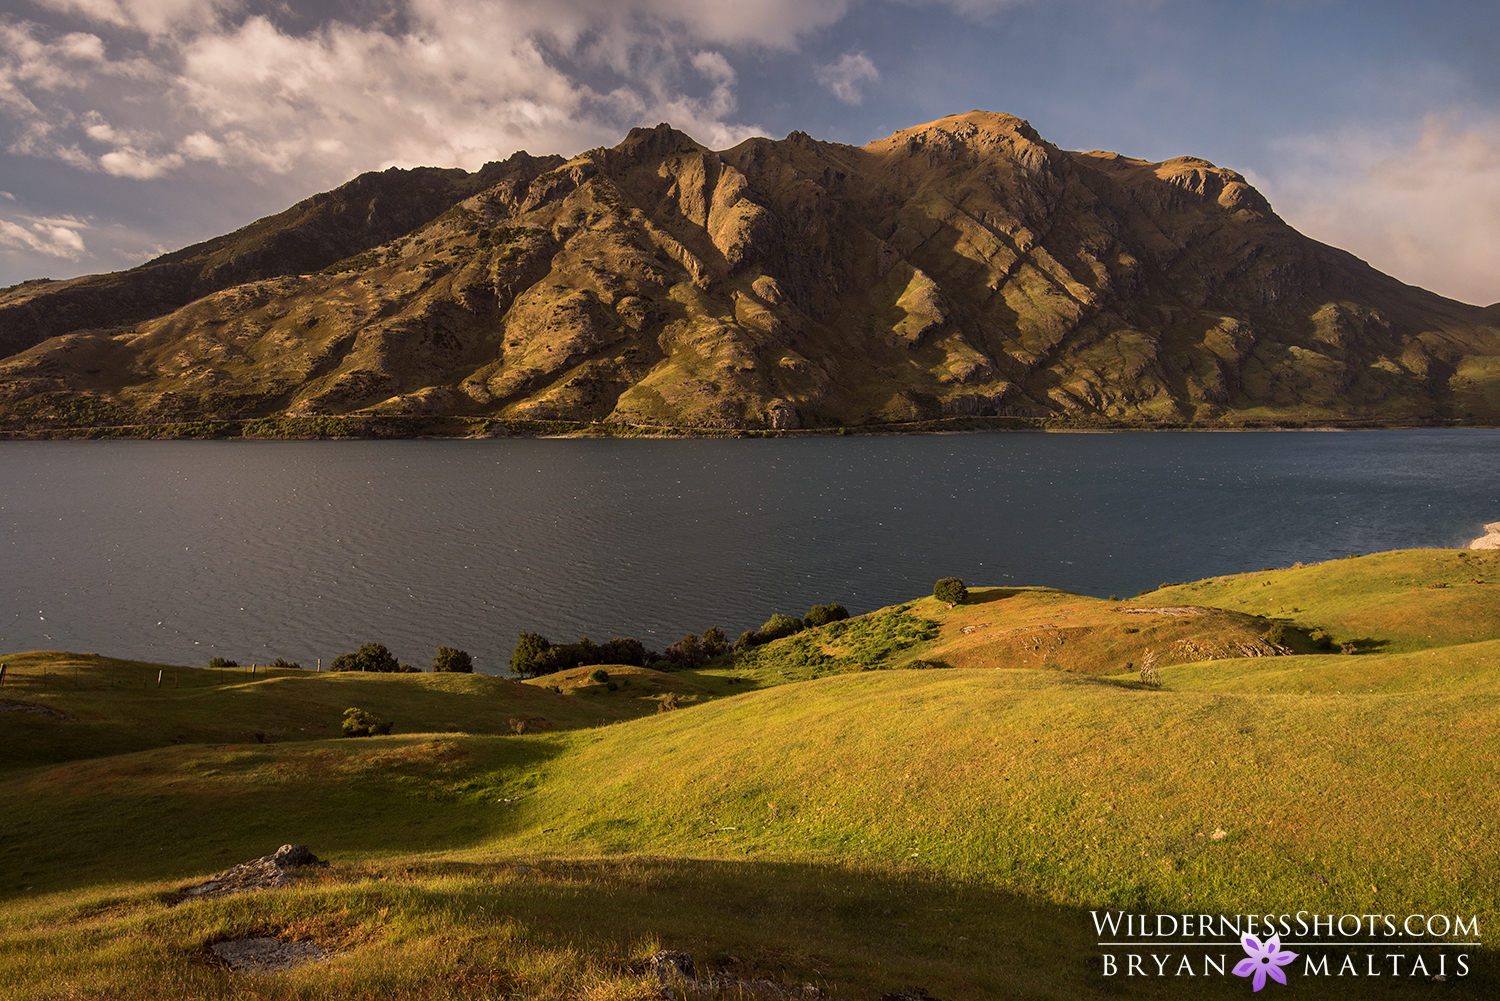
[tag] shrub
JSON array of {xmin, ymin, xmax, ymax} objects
[
  {"xmin": 1309, "ymin": 629, "xmax": 1335, "ymax": 650},
  {"xmin": 662, "ymin": 634, "xmax": 700, "ymax": 669},
  {"xmin": 208, "ymin": 657, "xmax": 238, "ymax": 668},
  {"xmin": 341, "ymin": 707, "xmax": 392, "ymax": 737},
  {"xmin": 510, "ymin": 631, "xmax": 552, "ymax": 676},
  {"xmin": 734, "ymin": 630, "xmax": 758, "ymax": 651},
  {"xmin": 804, "ymin": 603, "xmax": 850, "ymax": 627},
  {"xmin": 601, "ymin": 636, "xmax": 648, "ymax": 666},
  {"xmin": 588, "ymin": 668, "xmax": 610, "ymax": 683},
  {"xmin": 272, "ymin": 657, "xmax": 302, "ymax": 670},
  {"xmin": 433, "ymin": 647, "xmax": 473, "ymax": 673},
  {"xmin": 700, "ymin": 626, "xmax": 730, "ymax": 658},
  {"xmin": 934, "ymin": 578, "xmax": 968, "ymax": 607},
  {"xmin": 329, "ymin": 642, "xmax": 400, "ymax": 673},
  {"xmin": 755, "ymin": 613, "xmax": 804, "ymax": 644},
  {"xmin": 1265, "ymin": 623, "xmax": 1286, "ymax": 646}
]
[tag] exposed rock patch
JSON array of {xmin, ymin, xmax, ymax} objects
[
  {"xmin": 211, "ymin": 937, "xmax": 331, "ymax": 973},
  {"xmin": 182, "ymin": 844, "xmax": 328, "ymax": 900},
  {"xmin": 1118, "ymin": 606, "xmax": 1204, "ymax": 616},
  {"xmin": 1467, "ymin": 521, "xmax": 1500, "ymax": 550}
]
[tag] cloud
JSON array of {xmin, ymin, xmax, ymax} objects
[
  {"xmin": 816, "ymin": 51, "xmax": 879, "ymax": 104},
  {"xmin": 2, "ymin": 0, "xmax": 842, "ymax": 186},
  {"xmin": 31, "ymin": 0, "xmax": 229, "ymax": 37},
  {"xmin": 0, "ymin": 212, "xmax": 88, "ymax": 259},
  {"xmin": 1257, "ymin": 112, "xmax": 1500, "ymax": 307}
]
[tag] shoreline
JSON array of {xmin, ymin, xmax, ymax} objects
[{"xmin": 0, "ymin": 413, "xmax": 1490, "ymax": 441}]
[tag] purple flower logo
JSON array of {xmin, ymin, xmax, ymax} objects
[{"xmin": 1233, "ymin": 933, "xmax": 1297, "ymax": 991}]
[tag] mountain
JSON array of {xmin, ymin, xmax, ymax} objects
[{"xmin": 3, "ymin": 110, "xmax": 1498, "ymax": 434}]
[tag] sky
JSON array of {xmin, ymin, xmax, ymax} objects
[{"xmin": 1, "ymin": 0, "xmax": 1497, "ymax": 306}]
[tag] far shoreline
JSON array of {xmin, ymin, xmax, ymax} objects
[{"xmin": 0, "ymin": 413, "xmax": 1491, "ymax": 442}]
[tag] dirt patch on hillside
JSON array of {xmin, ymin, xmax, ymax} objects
[
  {"xmin": 0, "ymin": 699, "xmax": 72, "ymax": 720},
  {"xmin": 211, "ymin": 937, "xmax": 331, "ymax": 973}
]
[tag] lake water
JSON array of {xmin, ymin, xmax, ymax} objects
[{"xmin": 2, "ymin": 430, "xmax": 1497, "ymax": 673}]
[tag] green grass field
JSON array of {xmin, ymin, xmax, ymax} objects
[{"xmin": 2, "ymin": 550, "xmax": 1496, "ymax": 998}]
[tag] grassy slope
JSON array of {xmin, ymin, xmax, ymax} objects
[
  {"xmin": 0, "ymin": 655, "xmax": 622, "ymax": 769},
  {"xmin": 2, "ymin": 551, "xmax": 1498, "ymax": 999}
]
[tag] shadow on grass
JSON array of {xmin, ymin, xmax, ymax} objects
[
  {"xmin": 962, "ymin": 588, "xmax": 1029, "ymax": 605},
  {"xmin": 1056, "ymin": 673, "xmax": 1166, "ymax": 692},
  {"xmin": 122, "ymin": 855, "xmax": 1500, "ymax": 1000},
  {"xmin": 0, "ymin": 734, "xmax": 568, "ymax": 901}
]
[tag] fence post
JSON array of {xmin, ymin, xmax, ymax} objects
[
  {"xmin": 157, "ymin": 669, "xmax": 163, "ymax": 688},
  {"xmin": 0, "ymin": 664, "xmax": 6, "ymax": 685}
]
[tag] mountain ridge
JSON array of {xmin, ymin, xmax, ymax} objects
[{"xmin": 3, "ymin": 110, "xmax": 1498, "ymax": 433}]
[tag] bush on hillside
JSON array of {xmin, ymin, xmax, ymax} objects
[
  {"xmin": 804, "ymin": 603, "xmax": 850, "ymax": 627},
  {"xmin": 934, "ymin": 578, "xmax": 968, "ymax": 607},
  {"xmin": 1309, "ymin": 629, "xmax": 1335, "ymax": 651},
  {"xmin": 272, "ymin": 657, "xmax": 302, "ymax": 669},
  {"xmin": 514, "ymin": 632, "xmax": 653, "ymax": 677},
  {"xmin": 208, "ymin": 657, "xmax": 238, "ymax": 668},
  {"xmin": 329, "ymin": 642, "xmax": 401, "ymax": 673},
  {"xmin": 755, "ymin": 613, "xmax": 805, "ymax": 644},
  {"xmin": 734, "ymin": 629, "xmax": 758, "ymax": 651},
  {"xmin": 700, "ymin": 626, "xmax": 730, "ymax": 658},
  {"xmin": 433, "ymin": 646, "xmax": 473, "ymax": 673},
  {"xmin": 510, "ymin": 631, "xmax": 552, "ymax": 676},
  {"xmin": 341, "ymin": 707, "xmax": 393, "ymax": 737},
  {"xmin": 588, "ymin": 668, "xmax": 610, "ymax": 683}
]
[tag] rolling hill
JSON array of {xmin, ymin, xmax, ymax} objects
[{"xmin": 2, "ymin": 550, "xmax": 1496, "ymax": 998}]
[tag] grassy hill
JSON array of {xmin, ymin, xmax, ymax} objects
[{"xmin": 1, "ymin": 550, "xmax": 1496, "ymax": 998}]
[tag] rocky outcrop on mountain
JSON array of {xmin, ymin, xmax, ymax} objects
[
  {"xmin": 0, "ymin": 153, "xmax": 561, "ymax": 359},
  {"xmin": 3, "ymin": 111, "xmax": 1498, "ymax": 433}
]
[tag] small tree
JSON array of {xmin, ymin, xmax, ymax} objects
[
  {"xmin": 208, "ymin": 656, "xmax": 238, "ymax": 668},
  {"xmin": 329, "ymin": 642, "xmax": 400, "ymax": 673},
  {"xmin": 342, "ymin": 707, "xmax": 393, "ymax": 737},
  {"xmin": 804, "ymin": 603, "xmax": 850, "ymax": 627},
  {"xmin": 588, "ymin": 668, "xmax": 610, "ymax": 684},
  {"xmin": 664, "ymin": 633, "xmax": 702, "ymax": 669},
  {"xmin": 755, "ymin": 613, "xmax": 804, "ymax": 644},
  {"xmin": 510, "ymin": 631, "xmax": 552, "ymax": 677},
  {"xmin": 433, "ymin": 647, "xmax": 473, "ymax": 673},
  {"xmin": 934, "ymin": 578, "xmax": 968, "ymax": 608},
  {"xmin": 700, "ymin": 626, "xmax": 730, "ymax": 658}
]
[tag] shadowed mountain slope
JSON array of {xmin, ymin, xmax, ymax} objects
[{"xmin": 4, "ymin": 111, "xmax": 1498, "ymax": 432}]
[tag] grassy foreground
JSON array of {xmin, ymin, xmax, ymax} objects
[{"xmin": 2, "ymin": 550, "xmax": 1497, "ymax": 998}]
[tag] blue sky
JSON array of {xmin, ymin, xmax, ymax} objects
[{"xmin": 2, "ymin": 0, "xmax": 1497, "ymax": 304}]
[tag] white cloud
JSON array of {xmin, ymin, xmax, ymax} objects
[
  {"xmin": 99, "ymin": 146, "xmax": 185, "ymax": 177},
  {"xmin": 3, "ymin": 0, "xmax": 1031, "ymax": 191},
  {"xmin": 815, "ymin": 51, "xmax": 879, "ymax": 104},
  {"xmin": 31, "ymin": 0, "xmax": 229, "ymax": 37},
  {"xmin": 1257, "ymin": 112, "xmax": 1500, "ymax": 307},
  {"xmin": 0, "ymin": 213, "xmax": 89, "ymax": 259}
]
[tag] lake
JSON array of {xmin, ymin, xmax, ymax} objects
[{"xmin": 3, "ymin": 430, "xmax": 1497, "ymax": 673}]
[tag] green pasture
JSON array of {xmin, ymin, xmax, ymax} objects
[{"xmin": 1, "ymin": 550, "xmax": 1497, "ymax": 998}]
